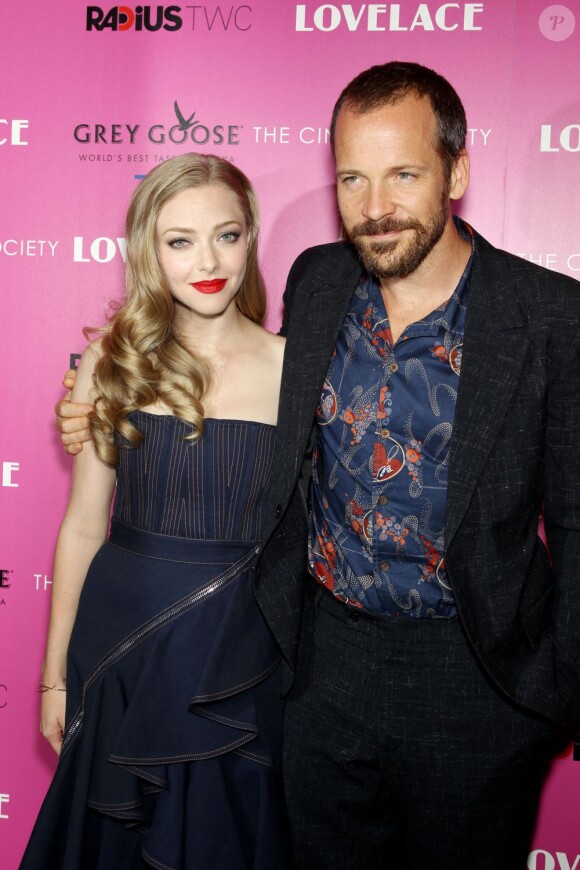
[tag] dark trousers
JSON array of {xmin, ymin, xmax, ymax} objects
[{"xmin": 283, "ymin": 586, "xmax": 564, "ymax": 870}]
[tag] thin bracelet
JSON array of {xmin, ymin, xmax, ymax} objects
[{"xmin": 38, "ymin": 682, "xmax": 67, "ymax": 693}]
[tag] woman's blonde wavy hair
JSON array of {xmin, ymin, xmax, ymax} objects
[{"xmin": 87, "ymin": 153, "xmax": 266, "ymax": 464}]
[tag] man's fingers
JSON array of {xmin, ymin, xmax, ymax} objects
[
  {"xmin": 55, "ymin": 400, "xmax": 93, "ymax": 418},
  {"xmin": 62, "ymin": 369, "xmax": 77, "ymax": 390},
  {"xmin": 54, "ymin": 403, "xmax": 93, "ymax": 434},
  {"xmin": 61, "ymin": 427, "xmax": 91, "ymax": 445},
  {"xmin": 58, "ymin": 416, "xmax": 91, "ymax": 435},
  {"xmin": 64, "ymin": 443, "xmax": 84, "ymax": 456}
]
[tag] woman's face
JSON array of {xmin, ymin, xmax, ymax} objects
[{"xmin": 155, "ymin": 183, "xmax": 249, "ymax": 323}]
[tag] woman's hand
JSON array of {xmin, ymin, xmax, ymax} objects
[{"xmin": 40, "ymin": 687, "xmax": 67, "ymax": 756}]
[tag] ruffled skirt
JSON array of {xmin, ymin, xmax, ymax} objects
[{"xmin": 20, "ymin": 521, "xmax": 287, "ymax": 869}]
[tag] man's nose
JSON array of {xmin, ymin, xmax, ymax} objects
[{"xmin": 362, "ymin": 184, "xmax": 396, "ymax": 221}]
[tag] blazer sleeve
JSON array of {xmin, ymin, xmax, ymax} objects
[
  {"xmin": 544, "ymin": 323, "xmax": 580, "ymax": 715},
  {"xmin": 279, "ymin": 248, "xmax": 316, "ymax": 337}
]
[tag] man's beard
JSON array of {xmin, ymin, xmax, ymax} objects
[{"xmin": 348, "ymin": 189, "xmax": 449, "ymax": 280}]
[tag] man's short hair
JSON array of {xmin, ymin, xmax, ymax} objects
[{"xmin": 330, "ymin": 61, "xmax": 467, "ymax": 178}]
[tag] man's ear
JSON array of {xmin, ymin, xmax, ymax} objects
[{"xmin": 449, "ymin": 150, "xmax": 470, "ymax": 201}]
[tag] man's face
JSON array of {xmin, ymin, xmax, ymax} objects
[{"xmin": 334, "ymin": 95, "xmax": 459, "ymax": 280}]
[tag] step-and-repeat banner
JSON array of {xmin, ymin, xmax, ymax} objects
[{"xmin": 1, "ymin": 2, "xmax": 579, "ymax": 867}]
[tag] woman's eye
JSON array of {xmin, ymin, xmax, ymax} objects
[
  {"xmin": 220, "ymin": 232, "xmax": 240, "ymax": 243},
  {"xmin": 168, "ymin": 238, "xmax": 189, "ymax": 249}
]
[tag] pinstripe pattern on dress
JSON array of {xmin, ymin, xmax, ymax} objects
[{"xmin": 114, "ymin": 412, "xmax": 276, "ymax": 543}]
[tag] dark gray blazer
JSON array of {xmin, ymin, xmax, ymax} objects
[{"xmin": 254, "ymin": 228, "xmax": 580, "ymax": 724}]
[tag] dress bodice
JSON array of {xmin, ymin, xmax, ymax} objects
[{"xmin": 113, "ymin": 411, "xmax": 276, "ymax": 542}]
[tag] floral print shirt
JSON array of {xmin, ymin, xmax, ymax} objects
[{"xmin": 308, "ymin": 221, "xmax": 474, "ymax": 616}]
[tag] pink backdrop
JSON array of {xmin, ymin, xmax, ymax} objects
[{"xmin": 1, "ymin": 2, "xmax": 579, "ymax": 867}]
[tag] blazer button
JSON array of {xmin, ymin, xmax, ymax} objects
[{"xmin": 275, "ymin": 504, "xmax": 282, "ymax": 519}]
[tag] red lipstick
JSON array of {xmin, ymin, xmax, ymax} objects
[{"xmin": 191, "ymin": 279, "xmax": 227, "ymax": 294}]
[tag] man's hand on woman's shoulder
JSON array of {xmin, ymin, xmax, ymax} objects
[{"xmin": 55, "ymin": 369, "xmax": 94, "ymax": 455}]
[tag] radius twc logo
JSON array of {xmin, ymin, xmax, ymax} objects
[
  {"xmin": 87, "ymin": 5, "xmax": 182, "ymax": 30},
  {"xmin": 74, "ymin": 100, "xmax": 241, "ymax": 164},
  {"xmin": 295, "ymin": 2, "xmax": 484, "ymax": 32},
  {"xmin": 86, "ymin": 5, "xmax": 252, "ymax": 31}
]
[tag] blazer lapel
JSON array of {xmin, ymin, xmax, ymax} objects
[{"xmin": 445, "ymin": 234, "xmax": 529, "ymax": 546}]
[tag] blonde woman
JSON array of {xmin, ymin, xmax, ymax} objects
[{"xmin": 21, "ymin": 154, "xmax": 287, "ymax": 869}]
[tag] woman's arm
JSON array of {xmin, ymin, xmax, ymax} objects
[{"xmin": 41, "ymin": 345, "xmax": 116, "ymax": 754}]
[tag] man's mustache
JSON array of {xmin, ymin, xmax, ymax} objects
[{"xmin": 349, "ymin": 218, "xmax": 420, "ymax": 239}]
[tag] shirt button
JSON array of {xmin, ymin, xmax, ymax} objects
[
  {"xmin": 378, "ymin": 495, "xmax": 388, "ymax": 505},
  {"xmin": 388, "ymin": 362, "xmax": 399, "ymax": 373},
  {"xmin": 379, "ymin": 428, "xmax": 390, "ymax": 438},
  {"xmin": 348, "ymin": 610, "xmax": 359, "ymax": 622},
  {"xmin": 379, "ymin": 561, "xmax": 389, "ymax": 571}
]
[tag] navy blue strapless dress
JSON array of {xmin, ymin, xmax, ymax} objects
[{"xmin": 21, "ymin": 413, "xmax": 287, "ymax": 870}]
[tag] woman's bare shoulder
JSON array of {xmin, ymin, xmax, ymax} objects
[
  {"xmin": 78, "ymin": 336, "xmax": 108, "ymax": 370},
  {"xmin": 72, "ymin": 339, "xmax": 106, "ymax": 402},
  {"xmin": 248, "ymin": 323, "xmax": 285, "ymax": 353}
]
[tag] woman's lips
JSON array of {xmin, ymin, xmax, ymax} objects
[{"xmin": 191, "ymin": 279, "xmax": 227, "ymax": 294}]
